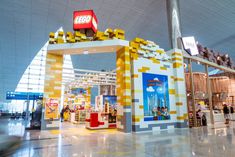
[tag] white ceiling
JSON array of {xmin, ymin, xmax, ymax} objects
[{"xmin": 0, "ymin": 0, "xmax": 235, "ymax": 102}]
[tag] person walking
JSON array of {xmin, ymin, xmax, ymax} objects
[
  {"xmin": 223, "ymin": 104, "xmax": 230, "ymax": 124},
  {"xmin": 60, "ymin": 107, "xmax": 65, "ymax": 122},
  {"xmin": 230, "ymin": 106, "xmax": 234, "ymax": 120}
]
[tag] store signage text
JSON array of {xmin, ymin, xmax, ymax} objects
[
  {"xmin": 181, "ymin": 36, "xmax": 199, "ymax": 56},
  {"xmin": 74, "ymin": 15, "xmax": 92, "ymax": 24}
]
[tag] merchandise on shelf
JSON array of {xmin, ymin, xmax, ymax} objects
[{"xmin": 86, "ymin": 95, "xmax": 117, "ymax": 129}]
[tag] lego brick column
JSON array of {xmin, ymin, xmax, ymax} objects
[
  {"xmin": 116, "ymin": 46, "xmax": 132, "ymax": 133},
  {"xmin": 130, "ymin": 38, "xmax": 178, "ymax": 132},
  {"xmin": 41, "ymin": 53, "xmax": 63, "ymax": 130},
  {"xmin": 130, "ymin": 38, "xmax": 146, "ymax": 131},
  {"xmin": 170, "ymin": 48, "xmax": 188, "ymax": 128}
]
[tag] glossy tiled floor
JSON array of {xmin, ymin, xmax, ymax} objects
[{"xmin": 1, "ymin": 119, "xmax": 235, "ymax": 157}]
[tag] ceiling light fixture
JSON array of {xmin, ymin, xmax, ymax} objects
[{"xmin": 83, "ymin": 50, "xmax": 89, "ymax": 55}]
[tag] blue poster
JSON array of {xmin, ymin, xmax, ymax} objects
[
  {"xmin": 103, "ymin": 95, "xmax": 117, "ymax": 114},
  {"xmin": 103, "ymin": 95, "xmax": 117, "ymax": 107},
  {"xmin": 142, "ymin": 73, "xmax": 170, "ymax": 121}
]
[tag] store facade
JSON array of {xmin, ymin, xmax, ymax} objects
[
  {"xmin": 40, "ymin": 10, "xmax": 189, "ymax": 132},
  {"xmin": 41, "ymin": 9, "xmax": 235, "ymax": 132},
  {"xmin": 42, "ymin": 38, "xmax": 188, "ymax": 132}
]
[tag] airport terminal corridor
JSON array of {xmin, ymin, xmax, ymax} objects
[{"xmin": 1, "ymin": 1, "xmax": 235, "ymax": 157}]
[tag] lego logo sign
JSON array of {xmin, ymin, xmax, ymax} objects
[
  {"xmin": 74, "ymin": 15, "xmax": 92, "ymax": 24},
  {"xmin": 73, "ymin": 10, "xmax": 98, "ymax": 33}
]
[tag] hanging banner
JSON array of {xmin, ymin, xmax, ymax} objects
[{"xmin": 44, "ymin": 98, "xmax": 59, "ymax": 119}]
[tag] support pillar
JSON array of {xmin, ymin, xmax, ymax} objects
[
  {"xmin": 188, "ymin": 59, "xmax": 197, "ymax": 127},
  {"xmin": 166, "ymin": 0, "xmax": 182, "ymax": 49},
  {"xmin": 205, "ymin": 65, "xmax": 214, "ymax": 124},
  {"xmin": 116, "ymin": 46, "xmax": 132, "ymax": 133},
  {"xmin": 171, "ymin": 49, "xmax": 188, "ymax": 128}
]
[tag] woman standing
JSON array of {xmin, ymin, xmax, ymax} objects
[{"xmin": 223, "ymin": 104, "xmax": 230, "ymax": 124}]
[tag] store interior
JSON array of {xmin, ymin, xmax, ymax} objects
[{"xmin": 59, "ymin": 66, "xmax": 118, "ymax": 130}]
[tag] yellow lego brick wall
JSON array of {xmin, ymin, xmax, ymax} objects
[
  {"xmin": 170, "ymin": 49, "xmax": 188, "ymax": 122},
  {"xmin": 43, "ymin": 53, "xmax": 63, "ymax": 120},
  {"xmin": 49, "ymin": 28, "xmax": 126, "ymax": 44},
  {"xmin": 116, "ymin": 46, "xmax": 132, "ymax": 132}
]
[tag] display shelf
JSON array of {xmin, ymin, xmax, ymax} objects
[{"xmin": 71, "ymin": 110, "xmax": 86, "ymax": 124}]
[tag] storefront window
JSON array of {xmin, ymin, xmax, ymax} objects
[{"xmin": 185, "ymin": 59, "xmax": 211, "ymax": 126}]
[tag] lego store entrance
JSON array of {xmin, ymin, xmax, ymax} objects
[
  {"xmin": 42, "ymin": 39, "xmax": 131, "ymax": 133},
  {"xmin": 61, "ymin": 67, "xmax": 117, "ymax": 131}
]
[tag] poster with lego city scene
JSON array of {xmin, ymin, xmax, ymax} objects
[{"xmin": 142, "ymin": 73, "xmax": 170, "ymax": 121}]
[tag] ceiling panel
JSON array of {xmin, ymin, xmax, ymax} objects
[
  {"xmin": 0, "ymin": 0, "xmax": 235, "ymax": 102},
  {"xmin": 180, "ymin": 0, "xmax": 235, "ymax": 57}
]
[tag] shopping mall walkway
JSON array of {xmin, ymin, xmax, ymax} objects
[{"xmin": 1, "ymin": 119, "xmax": 235, "ymax": 157}]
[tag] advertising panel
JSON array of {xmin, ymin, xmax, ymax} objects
[
  {"xmin": 103, "ymin": 95, "xmax": 117, "ymax": 123},
  {"xmin": 142, "ymin": 73, "xmax": 170, "ymax": 121},
  {"xmin": 71, "ymin": 88, "xmax": 86, "ymax": 95},
  {"xmin": 103, "ymin": 95, "xmax": 116, "ymax": 106},
  {"xmin": 181, "ymin": 36, "xmax": 199, "ymax": 56},
  {"xmin": 103, "ymin": 95, "xmax": 117, "ymax": 113},
  {"xmin": 45, "ymin": 98, "xmax": 59, "ymax": 119},
  {"xmin": 95, "ymin": 95, "xmax": 102, "ymax": 112}
]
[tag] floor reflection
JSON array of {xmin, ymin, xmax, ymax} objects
[{"xmin": 1, "ymin": 119, "xmax": 235, "ymax": 157}]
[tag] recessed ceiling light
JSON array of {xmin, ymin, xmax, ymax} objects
[{"xmin": 83, "ymin": 50, "xmax": 89, "ymax": 55}]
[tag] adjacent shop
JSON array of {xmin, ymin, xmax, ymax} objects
[{"xmin": 182, "ymin": 39, "xmax": 235, "ymax": 127}]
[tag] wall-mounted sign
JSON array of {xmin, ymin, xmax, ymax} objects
[
  {"xmin": 73, "ymin": 10, "xmax": 98, "ymax": 34},
  {"xmin": 6, "ymin": 91, "xmax": 43, "ymax": 100},
  {"xmin": 181, "ymin": 36, "xmax": 199, "ymax": 56}
]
